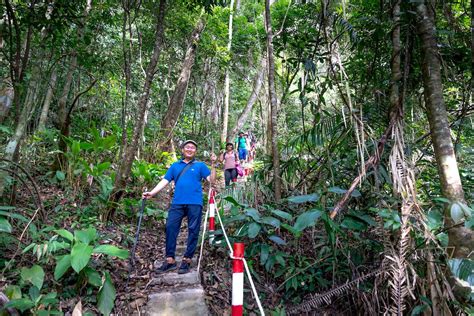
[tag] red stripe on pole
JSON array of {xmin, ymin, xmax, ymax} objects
[
  {"xmin": 209, "ymin": 217, "xmax": 215, "ymax": 230},
  {"xmin": 232, "ymin": 242, "xmax": 245, "ymax": 316},
  {"xmin": 232, "ymin": 305, "xmax": 243, "ymax": 315},
  {"xmin": 233, "ymin": 243, "xmax": 244, "ymax": 273}
]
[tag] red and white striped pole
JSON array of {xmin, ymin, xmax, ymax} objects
[
  {"xmin": 232, "ymin": 242, "xmax": 245, "ymax": 316},
  {"xmin": 208, "ymin": 190, "xmax": 216, "ymax": 244}
]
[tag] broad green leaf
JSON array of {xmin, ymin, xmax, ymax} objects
[
  {"xmin": 55, "ymin": 229, "xmax": 73, "ymax": 242},
  {"xmin": 287, "ymin": 193, "xmax": 319, "ymax": 204},
  {"xmin": 56, "ymin": 171, "xmax": 65, "ymax": 181},
  {"xmin": 4, "ymin": 285, "xmax": 22, "ymax": 300},
  {"xmin": 459, "ymin": 202, "xmax": 473, "ymax": 217},
  {"xmin": 0, "ymin": 210, "xmax": 29, "ymax": 222},
  {"xmin": 270, "ymin": 209, "xmax": 293, "ymax": 221},
  {"xmin": 294, "ymin": 210, "xmax": 322, "ymax": 232},
  {"xmin": 71, "ymin": 141, "xmax": 81, "ymax": 156},
  {"xmin": 97, "ymin": 162, "xmax": 111, "ymax": 173},
  {"xmin": 224, "ymin": 214, "xmax": 247, "ymax": 223},
  {"xmin": 247, "ymin": 222, "xmax": 261, "ymax": 238},
  {"xmin": 4, "ymin": 298, "xmax": 35, "ymax": 312},
  {"xmin": 450, "ymin": 203, "xmax": 464, "ymax": 224},
  {"xmin": 275, "ymin": 254, "xmax": 286, "ymax": 266},
  {"xmin": 260, "ymin": 244, "xmax": 270, "ymax": 265},
  {"xmin": 281, "ymin": 223, "xmax": 300, "ymax": 237},
  {"xmin": 268, "ymin": 235, "xmax": 287, "ymax": 245},
  {"xmin": 245, "ymin": 208, "xmax": 261, "ymax": 222},
  {"xmin": 223, "ymin": 196, "xmax": 240, "ymax": 206},
  {"xmin": 54, "ymin": 255, "xmax": 71, "ymax": 280},
  {"xmin": 85, "ymin": 267, "xmax": 102, "ymax": 287},
  {"xmin": 21, "ymin": 265, "xmax": 45, "ymax": 290},
  {"xmin": 41, "ymin": 292, "xmax": 58, "ymax": 306},
  {"xmin": 97, "ymin": 272, "xmax": 116, "ymax": 316},
  {"xmin": 0, "ymin": 216, "xmax": 12, "ymax": 233},
  {"xmin": 71, "ymin": 243, "xmax": 93, "ymax": 273},
  {"xmin": 341, "ymin": 217, "xmax": 367, "ymax": 231},
  {"xmin": 466, "ymin": 216, "xmax": 474, "ymax": 229},
  {"xmin": 93, "ymin": 245, "xmax": 129, "ymax": 259},
  {"xmin": 260, "ymin": 216, "xmax": 281, "ymax": 228},
  {"xmin": 29, "ymin": 286, "xmax": 40, "ymax": 302},
  {"xmin": 411, "ymin": 304, "xmax": 428, "ymax": 315},
  {"xmin": 328, "ymin": 186, "xmax": 347, "ymax": 194},
  {"xmin": 432, "ymin": 197, "xmax": 450, "ymax": 204},
  {"xmin": 448, "ymin": 258, "xmax": 474, "ymax": 281},
  {"xmin": 351, "ymin": 189, "xmax": 362, "ymax": 198},
  {"xmin": 0, "ymin": 206, "xmax": 15, "ymax": 210},
  {"xmin": 75, "ymin": 227, "xmax": 97, "ymax": 245}
]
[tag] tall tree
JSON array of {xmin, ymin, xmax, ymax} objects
[
  {"xmin": 110, "ymin": 0, "xmax": 167, "ymax": 216},
  {"xmin": 416, "ymin": 2, "xmax": 474, "ymax": 258},
  {"xmin": 231, "ymin": 57, "xmax": 266, "ymax": 138},
  {"xmin": 37, "ymin": 68, "xmax": 57, "ymax": 132},
  {"xmin": 160, "ymin": 19, "xmax": 205, "ymax": 151},
  {"xmin": 221, "ymin": 0, "xmax": 236, "ymax": 145},
  {"xmin": 264, "ymin": 0, "xmax": 281, "ymax": 201}
]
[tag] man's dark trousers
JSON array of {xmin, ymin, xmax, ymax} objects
[{"xmin": 165, "ymin": 204, "xmax": 203, "ymax": 259}]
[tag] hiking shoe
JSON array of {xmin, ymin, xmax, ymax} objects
[
  {"xmin": 178, "ymin": 260, "xmax": 191, "ymax": 274},
  {"xmin": 156, "ymin": 261, "xmax": 177, "ymax": 274}
]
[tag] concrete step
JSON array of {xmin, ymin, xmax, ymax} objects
[
  {"xmin": 150, "ymin": 269, "xmax": 200, "ymax": 286},
  {"xmin": 145, "ymin": 286, "xmax": 209, "ymax": 316}
]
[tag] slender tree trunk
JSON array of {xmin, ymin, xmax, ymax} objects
[
  {"xmin": 265, "ymin": 0, "xmax": 281, "ymax": 201},
  {"xmin": 5, "ymin": 80, "xmax": 37, "ymax": 160},
  {"xmin": 111, "ymin": 0, "xmax": 167, "ymax": 214},
  {"xmin": 37, "ymin": 68, "xmax": 57, "ymax": 132},
  {"xmin": 416, "ymin": 2, "xmax": 473, "ymax": 258},
  {"xmin": 471, "ymin": 0, "xmax": 474, "ymax": 100},
  {"xmin": 0, "ymin": 77, "xmax": 14, "ymax": 124},
  {"xmin": 53, "ymin": 54, "xmax": 77, "ymax": 169},
  {"xmin": 231, "ymin": 57, "xmax": 266, "ymax": 138},
  {"xmin": 221, "ymin": 0, "xmax": 235, "ymax": 145},
  {"xmin": 160, "ymin": 19, "xmax": 205, "ymax": 152}
]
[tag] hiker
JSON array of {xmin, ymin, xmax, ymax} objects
[
  {"xmin": 235, "ymin": 131, "xmax": 248, "ymax": 162},
  {"xmin": 142, "ymin": 140, "xmax": 216, "ymax": 274},
  {"xmin": 219, "ymin": 142, "xmax": 238, "ymax": 187}
]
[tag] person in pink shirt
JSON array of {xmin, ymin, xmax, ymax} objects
[{"xmin": 219, "ymin": 142, "xmax": 238, "ymax": 187}]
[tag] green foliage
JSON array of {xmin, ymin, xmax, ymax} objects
[{"xmin": 18, "ymin": 227, "xmax": 128, "ymax": 314}]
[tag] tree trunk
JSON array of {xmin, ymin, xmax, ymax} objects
[
  {"xmin": 37, "ymin": 68, "xmax": 57, "ymax": 132},
  {"xmin": 416, "ymin": 2, "xmax": 473, "ymax": 258},
  {"xmin": 0, "ymin": 77, "xmax": 14, "ymax": 124},
  {"xmin": 264, "ymin": 0, "xmax": 282, "ymax": 201},
  {"xmin": 231, "ymin": 57, "xmax": 266, "ymax": 138},
  {"xmin": 5, "ymin": 80, "xmax": 37, "ymax": 160},
  {"xmin": 111, "ymin": 0, "xmax": 167, "ymax": 214},
  {"xmin": 160, "ymin": 19, "xmax": 205, "ymax": 152},
  {"xmin": 471, "ymin": 0, "xmax": 474, "ymax": 100},
  {"xmin": 221, "ymin": 0, "xmax": 236, "ymax": 145},
  {"xmin": 53, "ymin": 54, "xmax": 77, "ymax": 169}
]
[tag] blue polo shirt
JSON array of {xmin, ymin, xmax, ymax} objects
[{"xmin": 164, "ymin": 159, "xmax": 211, "ymax": 205}]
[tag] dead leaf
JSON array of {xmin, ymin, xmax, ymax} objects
[{"xmin": 72, "ymin": 300, "xmax": 82, "ymax": 316}]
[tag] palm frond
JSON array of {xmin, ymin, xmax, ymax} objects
[
  {"xmin": 287, "ymin": 112, "xmax": 346, "ymax": 152},
  {"xmin": 286, "ymin": 268, "xmax": 385, "ymax": 315}
]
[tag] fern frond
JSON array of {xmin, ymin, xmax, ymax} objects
[{"xmin": 286, "ymin": 268, "xmax": 385, "ymax": 315}]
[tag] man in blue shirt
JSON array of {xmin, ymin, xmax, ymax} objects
[{"xmin": 142, "ymin": 140, "xmax": 216, "ymax": 274}]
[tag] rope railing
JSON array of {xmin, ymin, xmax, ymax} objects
[{"xmin": 198, "ymin": 187, "xmax": 265, "ymax": 316}]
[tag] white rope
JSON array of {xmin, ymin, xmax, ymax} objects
[
  {"xmin": 197, "ymin": 189, "xmax": 210, "ymax": 274},
  {"xmin": 214, "ymin": 197, "xmax": 234, "ymax": 253},
  {"xmin": 214, "ymin": 196, "xmax": 265, "ymax": 316},
  {"xmin": 243, "ymin": 258, "xmax": 265, "ymax": 316}
]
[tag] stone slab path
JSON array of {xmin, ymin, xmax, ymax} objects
[{"xmin": 143, "ymin": 241, "xmax": 210, "ymax": 316}]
